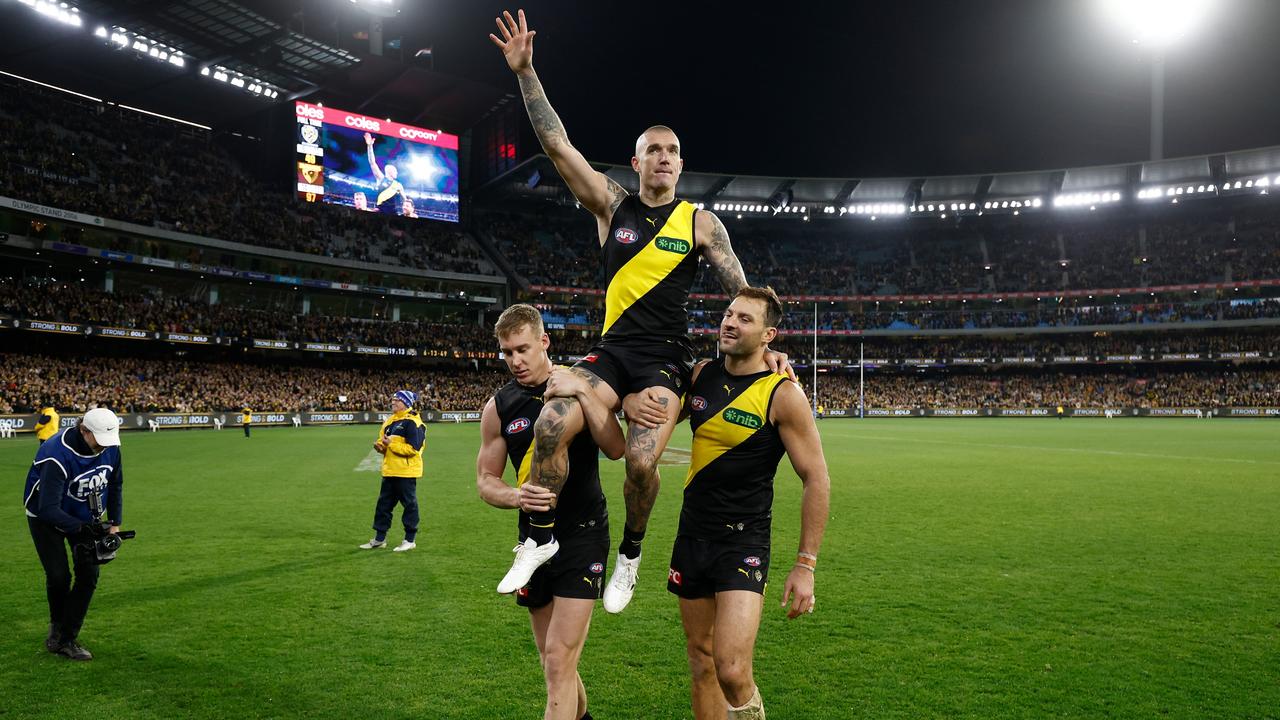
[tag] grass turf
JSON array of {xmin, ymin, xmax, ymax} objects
[{"xmin": 1, "ymin": 419, "xmax": 1277, "ymax": 719}]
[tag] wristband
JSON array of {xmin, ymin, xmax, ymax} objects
[
  {"xmin": 793, "ymin": 562, "xmax": 815, "ymax": 573},
  {"xmin": 797, "ymin": 551, "xmax": 818, "ymax": 562}
]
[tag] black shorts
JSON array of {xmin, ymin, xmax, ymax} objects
[
  {"xmin": 573, "ymin": 338, "xmax": 694, "ymax": 400},
  {"xmin": 666, "ymin": 535, "xmax": 770, "ymax": 599},
  {"xmin": 515, "ymin": 530, "xmax": 609, "ymax": 609}
]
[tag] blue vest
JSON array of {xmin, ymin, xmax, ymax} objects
[{"xmin": 24, "ymin": 428, "xmax": 122, "ymax": 527}]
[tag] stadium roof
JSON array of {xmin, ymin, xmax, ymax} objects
[
  {"xmin": 0, "ymin": 0, "xmax": 506, "ymax": 133},
  {"xmin": 476, "ymin": 144, "xmax": 1280, "ymax": 219}
]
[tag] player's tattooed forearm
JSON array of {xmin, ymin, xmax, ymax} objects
[
  {"xmin": 518, "ymin": 72, "xmax": 568, "ymax": 152},
  {"xmin": 706, "ymin": 213, "xmax": 748, "ymax": 295}
]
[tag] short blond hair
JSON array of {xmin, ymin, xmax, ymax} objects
[{"xmin": 494, "ymin": 303, "xmax": 544, "ymax": 340}]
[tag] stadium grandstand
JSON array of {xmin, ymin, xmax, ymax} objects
[
  {"xmin": 3, "ymin": 61, "xmax": 1280, "ymax": 419},
  {"xmin": 3, "ymin": 1, "xmax": 1279, "ymax": 717}
]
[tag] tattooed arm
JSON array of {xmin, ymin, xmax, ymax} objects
[
  {"xmin": 491, "ymin": 9, "xmax": 627, "ymax": 227},
  {"xmin": 695, "ymin": 209, "xmax": 748, "ymax": 296}
]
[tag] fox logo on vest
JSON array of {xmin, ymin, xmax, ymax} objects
[
  {"xmin": 69, "ymin": 465, "xmax": 114, "ymax": 503},
  {"xmin": 614, "ymin": 228, "xmax": 639, "ymax": 244}
]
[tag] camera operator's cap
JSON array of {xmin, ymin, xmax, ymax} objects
[
  {"xmin": 82, "ymin": 408, "xmax": 121, "ymax": 447},
  {"xmin": 393, "ymin": 390, "xmax": 417, "ymax": 407}
]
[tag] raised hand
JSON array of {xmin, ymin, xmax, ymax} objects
[
  {"xmin": 364, "ymin": 132, "xmax": 375, "ymax": 146},
  {"xmin": 489, "ymin": 9, "xmax": 536, "ymax": 75}
]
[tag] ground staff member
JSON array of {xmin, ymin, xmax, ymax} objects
[
  {"xmin": 360, "ymin": 390, "xmax": 425, "ymax": 552},
  {"xmin": 34, "ymin": 404, "xmax": 60, "ymax": 442},
  {"xmin": 23, "ymin": 408, "xmax": 124, "ymax": 661},
  {"xmin": 242, "ymin": 407, "xmax": 252, "ymax": 437}
]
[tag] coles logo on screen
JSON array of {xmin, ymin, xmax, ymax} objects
[{"xmin": 345, "ymin": 115, "xmax": 381, "ymax": 131}]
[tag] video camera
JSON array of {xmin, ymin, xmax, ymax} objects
[{"xmin": 73, "ymin": 493, "xmax": 135, "ymax": 565}]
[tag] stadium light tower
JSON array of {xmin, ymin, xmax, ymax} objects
[{"xmin": 1097, "ymin": 0, "xmax": 1217, "ymax": 160}]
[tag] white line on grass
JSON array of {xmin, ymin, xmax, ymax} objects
[
  {"xmin": 353, "ymin": 449, "xmax": 383, "ymax": 472},
  {"xmin": 847, "ymin": 434, "xmax": 1280, "ymax": 466}
]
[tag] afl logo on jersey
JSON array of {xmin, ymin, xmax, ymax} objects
[
  {"xmin": 505, "ymin": 418, "xmax": 531, "ymax": 435},
  {"xmin": 691, "ymin": 396, "xmax": 707, "ymax": 412},
  {"xmin": 614, "ymin": 228, "xmax": 639, "ymax": 244},
  {"xmin": 590, "ymin": 563, "xmax": 604, "ymax": 574},
  {"xmin": 743, "ymin": 556, "xmax": 762, "ymax": 567}
]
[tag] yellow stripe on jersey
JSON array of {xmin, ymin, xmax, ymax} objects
[
  {"xmin": 377, "ymin": 180, "xmax": 403, "ymax": 206},
  {"xmin": 516, "ymin": 440, "xmax": 536, "ymax": 488},
  {"xmin": 602, "ymin": 201, "xmax": 696, "ymax": 336},
  {"xmin": 685, "ymin": 373, "xmax": 787, "ymax": 486}
]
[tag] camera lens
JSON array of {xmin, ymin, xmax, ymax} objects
[{"xmin": 101, "ymin": 535, "xmax": 121, "ymax": 552}]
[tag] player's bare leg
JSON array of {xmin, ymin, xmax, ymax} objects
[
  {"xmin": 604, "ymin": 385, "xmax": 681, "ymax": 613},
  {"xmin": 496, "ymin": 397, "xmax": 587, "ymax": 594},
  {"xmin": 680, "ymin": 596, "xmax": 727, "ymax": 719},
  {"xmin": 530, "ymin": 598, "xmax": 595, "ymax": 720}
]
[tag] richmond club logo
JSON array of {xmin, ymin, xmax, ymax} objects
[
  {"xmin": 300, "ymin": 124, "xmax": 320, "ymax": 145},
  {"xmin": 505, "ymin": 418, "xmax": 531, "ymax": 435},
  {"xmin": 614, "ymin": 228, "xmax": 639, "ymax": 244},
  {"xmin": 691, "ymin": 396, "xmax": 708, "ymax": 412}
]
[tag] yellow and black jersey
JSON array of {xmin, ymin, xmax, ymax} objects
[
  {"xmin": 493, "ymin": 378, "xmax": 607, "ymax": 539},
  {"xmin": 601, "ymin": 195, "xmax": 700, "ymax": 343},
  {"xmin": 681, "ymin": 360, "xmax": 789, "ymax": 543},
  {"xmin": 375, "ymin": 176, "xmax": 405, "ymax": 214}
]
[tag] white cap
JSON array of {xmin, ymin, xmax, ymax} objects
[{"xmin": 82, "ymin": 408, "xmax": 121, "ymax": 447}]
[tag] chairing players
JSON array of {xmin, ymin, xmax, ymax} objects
[
  {"xmin": 489, "ymin": 9, "xmax": 792, "ymax": 609},
  {"xmin": 477, "ymin": 304, "xmax": 625, "ymax": 720},
  {"xmin": 364, "ymin": 132, "xmax": 408, "ymax": 215},
  {"xmin": 670, "ymin": 287, "xmax": 830, "ymax": 719}
]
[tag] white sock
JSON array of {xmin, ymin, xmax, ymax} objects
[{"xmin": 727, "ymin": 686, "xmax": 765, "ymax": 720}]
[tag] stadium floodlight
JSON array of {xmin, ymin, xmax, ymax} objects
[
  {"xmin": 1097, "ymin": 0, "xmax": 1216, "ymax": 47},
  {"xmin": 94, "ymin": 25, "xmax": 106, "ymax": 37},
  {"xmin": 1098, "ymin": 0, "xmax": 1217, "ymax": 160}
]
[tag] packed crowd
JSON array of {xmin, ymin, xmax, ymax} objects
[
  {"xmin": 0, "ymin": 353, "xmax": 507, "ymax": 414},
  {"xmin": 479, "ymin": 202, "xmax": 1280, "ymax": 297},
  {"xmin": 3, "ymin": 350, "xmax": 1275, "ymax": 415},
  {"xmin": 809, "ymin": 368, "xmax": 1280, "ymax": 409},
  {"xmin": 0, "ymin": 279, "xmax": 493, "ymax": 351},
  {"xmin": 0, "ymin": 79, "xmax": 495, "ymax": 277}
]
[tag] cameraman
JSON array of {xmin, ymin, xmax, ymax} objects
[{"xmin": 23, "ymin": 408, "xmax": 124, "ymax": 661}]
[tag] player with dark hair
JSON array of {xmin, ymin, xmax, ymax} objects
[
  {"xmin": 490, "ymin": 9, "xmax": 792, "ymax": 610},
  {"xmin": 673, "ymin": 287, "xmax": 829, "ymax": 719},
  {"xmin": 477, "ymin": 304, "xmax": 624, "ymax": 720},
  {"xmin": 364, "ymin": 131, "xmax": 407, "ymax": 215}
]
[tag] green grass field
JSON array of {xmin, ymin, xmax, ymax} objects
[{"xmin": 1, "ymin": 419, "xmax": 1277, "ymax": 719}]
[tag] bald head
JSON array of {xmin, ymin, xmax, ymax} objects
[{"xmin": 635, "ymin": 125, "xmax": 681, "ymax": 159}]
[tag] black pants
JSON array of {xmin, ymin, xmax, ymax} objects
[
  {"xmin": 244, "ymin": 423, "xmax": 251, "ymax": 437},
  {"xmin": 372, "ymin": 476, "xmax": 419, "ymax": 542},
  {"xmin": 28, "ymin": 517, "xmax": 99, "ymax": 642}
]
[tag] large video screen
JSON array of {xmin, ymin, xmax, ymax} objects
[{"xmin": 294, "ymin": 101, "xmax": 460, "ymax": 223}]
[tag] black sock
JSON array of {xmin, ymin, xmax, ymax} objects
[
  {"xmin": 529, "ymin": 512, "xmax": 555, "ymax": 545},
  {"xmin": 620, "ymin": 526, "xmax": 645, "ymax": 559},
  {"xmin": 579, "ymin": 712, "xmax": 593, "ymax": 720}
]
